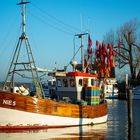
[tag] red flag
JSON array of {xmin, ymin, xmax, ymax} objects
[
  {"xmin": 107, "ymin": 44, "xmax": 114, "ymax": 56},
  {"xmin": 107, "ymin": 44, "xmax": 114, "ymax": 68},
  {"xmin": 88, "ymin": 34, "xmax": 92, "ymax": 46},
  {"xmin": 96, "ymin": 40, "xmax": 99, "ymax": 49},
  {"xmin": 87, "ymin": 34, "xmax": 93, "ymax": 59},
  {"xmin": 102, "ymin": 41, "xmax": 107, "ymax": 56},
  {"xmin": 87, "ymin": 47, "xmax": 92, "ymax": 54},
  {"xmin": 95, "ymin": 40, "xmax": 99, "ymax": 58}
]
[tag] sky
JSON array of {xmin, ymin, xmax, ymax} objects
[{"xmin": 0, "ymin": 0, "xmax": 140, "ymax": 81}]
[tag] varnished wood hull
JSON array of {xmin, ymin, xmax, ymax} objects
[{"xmin": 0, "ymin": 92, "xmax": 108, "ymax": 129}]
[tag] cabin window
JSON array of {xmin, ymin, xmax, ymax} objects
[
  {"xmin": 57, "ymin": 79, "xmax": 62, "ymax": 87},
  {"xmin": 91, "ymin": 79, "xmax": 94, "ymax": 86},
  {"xmin": 63, "ymin": 79, "xmax": 68, "ymax": 87},
  {"xmin": 83, "ymin": 78, "xmax": 88, "ymax": 87},
  {"xmin": 94, "ymin": 79, "xmax": 99, "ymax": 86},
  {"xmin": 70, "ymin": 79, "xmax": 75, "ymax": 87},
  {"xmin": 79, "ymin": 79, "xmax": 82, "ymax": 86}
]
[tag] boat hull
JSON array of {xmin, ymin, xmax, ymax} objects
[
  {"xmin": 0, "ymin": 107, "xmax": 107, "ymax": 129},
  {"xmin": 0, "ymin": 92, "xmax": 108, "ymax": 129}
]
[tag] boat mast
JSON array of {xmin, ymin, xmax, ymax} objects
[
  {"xmin": 3, "ymin": 0, "xmax": 44, "ymax": 98},
  {"xmin": 75, "ymin": 33, "xmax": 88, "ymax": 72}
]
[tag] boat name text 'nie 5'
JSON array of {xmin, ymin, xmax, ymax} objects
[{"xmin": 3, "ymin": 99, "xmax": 16, "ymax": 106}]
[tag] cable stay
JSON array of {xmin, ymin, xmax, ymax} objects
[
  {"xmin": 31, "ymin": 2, "xmax": 81, "ymax": 32},
  {"xmin": 29, "ymin": 11, "xmax": 74, "ymax": 36}
]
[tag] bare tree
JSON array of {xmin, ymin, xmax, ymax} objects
[
  {"xmin": 104, "ymin": 18, "xmax": 140, "ymax": 79},
  {"xmin": 103, "ymin": 29, "xmax": 115, "ymax": 46}
]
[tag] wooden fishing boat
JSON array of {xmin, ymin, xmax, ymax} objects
[
  {"xmin": 0, "ymin": 74, "xmax": 107, "ymax": 129},
  {"xmin": 0, "ymin": 0, "xmax": 108, "ymax": 129}
]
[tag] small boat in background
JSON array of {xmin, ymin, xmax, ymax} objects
[
  {"xmin": 103, "ymin": 78, "xmax": 119, "ymax": 99},
  {"xmin": 132, "ymin": 85, "xmax": 140, "ymax": 99}
]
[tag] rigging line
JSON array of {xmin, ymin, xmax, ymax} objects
[
  {"xmin": 29, "ymin": 10, "xmax": 75, "ymax": 34},
  {"xmin": 9, "ymin": 23, "xmax": 22, "ymax": 64},
  {"xmin": 3, "ymin": 24, "xmax": 22, "ymax": 74},
  {"xmin": 15, "ymin": 72, "xmax": 33, "ymax": 79},
  {"xmin": 28, "ymin": 8, "xmax": 76, "ymax": 35},
  {"xmin": 66, "ymin": 35, "xmax": 90, "ymax": 68},
  {"xmin": 29, "ymin": 11, "xmax": 74, "ymax": 36},
  {"xmin": 31, "ymin": 2, "xmax": 81, "ymax": 32},
  {"xmin": 27, "ymin": 29, "xmax": 47, "ymax": 68},
  {"xmin": 0, "ymin": 16, "xmax": 20, "ymax": 57},
  {"xmin": 66, "ymin": 45, "xmax": 81, "ymax": 68}
]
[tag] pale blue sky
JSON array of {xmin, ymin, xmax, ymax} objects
[{"xmin": 0, "ymin": 0, "xmax": 140, "ymax": 81}]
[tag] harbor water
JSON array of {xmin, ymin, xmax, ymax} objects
[{"xmin": 0, "ymin": 99, "xmax": 140, "ymax": 140}]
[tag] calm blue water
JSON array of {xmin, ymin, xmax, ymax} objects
[
  {"xmin": 106, "ymin": 99, "xmax": 140, "ymax": 140},
  {"xmin": 0, "ymin": 99, "xmax": 140, "ymax": 140}
]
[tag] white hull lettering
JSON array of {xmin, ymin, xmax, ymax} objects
[{"xmin": 2, "ymin": 99, "xmax": 16, "ymax": 106}]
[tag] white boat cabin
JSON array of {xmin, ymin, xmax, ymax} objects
[{"xmin": 53, "ymin": 71, "xmax": 99, "ymax": 101}]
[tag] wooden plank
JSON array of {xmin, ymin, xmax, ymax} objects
[{"xmin": 0, "ymin": 92, "xmax": 107, "ymax": 119}]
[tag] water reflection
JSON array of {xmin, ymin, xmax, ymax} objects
[
  {"xmin": 0, "ymin": 124, "xmax": 107, "ymax": 140},
  {"xmin": 107, "ymin": 99, "xmax": 128, "ymax": 139}
]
